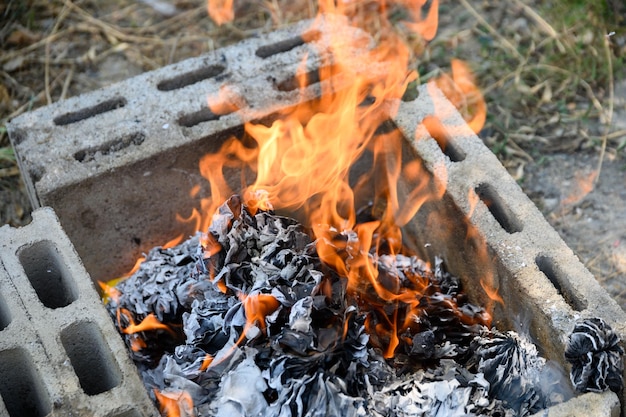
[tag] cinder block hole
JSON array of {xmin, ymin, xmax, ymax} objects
[
  {"xmin": 0, "ymin": 348, "xmax": 51, "ymax": 417},
  {"xmin": 474, "ymin": 183, "xmax": 523, "ymax": 234},
  {"xmin": 178, "ymin": 107, "xmax": 233, "ymax": 127},
  {"xmin": 255, "ymin": 30, "xmax": 321, "ymax": 58},
  {"xmin": 7, "ymin": 127, "xmax": 25, "ymax": 145},
  {"xmin": 276, "ymin": 65, "xmax": 341, "ymax": 92},
  {"xmin": 73, "ymin": 132, "xmax": 146, "ymax": 162},
  {"xmin": 401, "ymin": 82, "xmax": 419, "ymax": 102},
  {"xmin": 107, "ymin": 409, "xmax": 142, "ymax": 417},
  {"xmin": 0, "ymin": 292, "xmax": 11, "ymax": 331},
  {"xmin": 28, "ymin": 164, "xmax": 46, "ymax": 183},
  {"xmin": 536, "ymin": 255, "xmax": 587, "ymax": 311},
  {"xmin": 18, "ymin": 240, "xmax": 78, "ymax": 309},
  {"xmin": 53, "ymin": 97, "xmax": 126, "ymax": 126},
  {"xmin": 374, "ymin": 119, "xmax": 399, "ymax": 136},
  {"xmin": 422, "ymin": 115, "xmax": 465, "ymax": 162},
  {"xmin": 157, "ymin": 64, "xmax": 226, "ymax": 91},
  {"xmin": 61, "ymin": 321, "xmax": 122, "ymax": 396}
]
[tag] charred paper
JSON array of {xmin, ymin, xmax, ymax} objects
[{"xmin": 107, "ymin": 196, "xmax": 569, "ymax": 416}]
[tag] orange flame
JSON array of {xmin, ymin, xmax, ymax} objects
[
  {"xmin": 242, "ymin": 293, "xmax": 280, "ymax": 326},
  {"xmin": 198, "ymin": 294, "xmax": 282, "ymax": 369},
  {"xmin": 241, "ymin": 293, "xmax": 281, "ymax": 336},
  {"xmin": 207, "ymin": 0, "xmax": 233, "ymax": 26},
  {"xmin": 154, "ymin": 389, "xmax": 195, "ymax": 417},
  {"xmin": 163, "ymin": 234, "xmax": 185, "ymax": 250},
  {"xmin": 117, "ymin": 309, "xmax": 177, "ymax": 337},
  {"xmin": 112, "ymin": 256, "xmax": 146, "ymax": 285},
  {"xmin": 434, "ymin": 59, "xmax": 486, "ymax": 133},
  {"xmin": 399, "ymin": 0, "xmax": 440, "ymax": 41},
  {"xmin": 190, "ymin": 0, "xmax": 489, "ymax": 359},
  {"xmin": 200, "ymin": 354, "xmax": 214, "ymax": 371},
  {"xmin": 207, "ymin": 86, "xmax": 243, "ymax": 116},
  {"xmin": 98, "ymin": 280, "xmax": 121, "ymax": 304},
  {"xmin": 560, "ymin": 169, "xmax": 597, "ymax": 208},
  {"xmin": 481, "ymin": 279, "xmax": 504, "ymax": 305},
  {"xmin": 130, "ymin": 337, "xmax": 147, "ymax": 352}
]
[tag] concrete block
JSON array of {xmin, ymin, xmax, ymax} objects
[
  {"xmin": 530, "ymin": 391, "xmax": 620, "ymax": 417},
  {"xmin": 0, "ymin": 208, "xmax": 158, "ymax": 417},
  {"xmin": 395, "ymin": 83, "xmax": 626, "ymax": 415},
  {"xmin": 6, "ymin": 17, "xmax": 370, "ymax": 285}
]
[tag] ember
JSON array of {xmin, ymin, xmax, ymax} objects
[{"xmin": 107, "ymin": 196, "xmax": 566, "ymax": 416}]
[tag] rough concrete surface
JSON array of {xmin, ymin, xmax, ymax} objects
[
  {"xmin": 529, "ymin": 391, "xmax": 620, "ymax": 417},
  {"xmin": 523, "ymin": 149, "xmax": 626, "ymax": 311},
  {"xmin": 6, "ymin": 17, "xmax": 371, "ymax": 285},
  {"xmin": 0, "ymin": 208, "xmax": 158, "ymax": 417}
]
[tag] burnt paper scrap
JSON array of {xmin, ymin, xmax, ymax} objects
[
  {"xmin": 565, "ymin": 317, "xmax": 624, "ymax": 393},
  {"xmin": 107, "ymin": 195, "xmax": 565, "ymax": 416}
]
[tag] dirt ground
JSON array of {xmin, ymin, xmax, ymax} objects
[
  {"xmin": 523, "ymin": 147, "xmax": 626, "ymax": 310},
  {"xmin": 1, "ymin": 0, "xmax": 625, "ymax": 310}
]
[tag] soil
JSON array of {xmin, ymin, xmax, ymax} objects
[
  {"xmin": 518, "ymin": 78, "xmax": 626, "ymax": 310},
  {"xmin": 524, "ymin": 150, "xmax": 626, "ymax": 310}
]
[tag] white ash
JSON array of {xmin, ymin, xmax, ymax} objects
[{"xmin": 107, "ymin": 195, "xmax": 564, "ymax": 416}]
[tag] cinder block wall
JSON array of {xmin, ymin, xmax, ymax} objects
[{"xmin": 0, "ymin": 208, "xmax": 158, "ymax": 417}]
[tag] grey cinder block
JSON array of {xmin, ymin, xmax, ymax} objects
[{"xmin": 0, "ymin": 208, "xmax": 158, "ymax": 417}]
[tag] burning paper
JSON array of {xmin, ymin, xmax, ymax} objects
[
  {"xmin": 103, "ymin": 1, "xmax": 602, "ymax": 414},
  {"xmin": 107, "ymin": 196, "xmax": 567, "ymax": 417}
]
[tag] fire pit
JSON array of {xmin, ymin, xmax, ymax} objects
[{"xmin": 5, "ymin": 11, "xmax": 626, "ymax": 417}]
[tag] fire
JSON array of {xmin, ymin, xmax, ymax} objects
[
  {"xmin": 200, "ymin": 354, "xmax": 214, "ymax": 371},
  {"xmin": 117, "ymin": 309, "xmax": 176, "ymax": 337},
  {"xmin": 195, "ymin": 0, "xmax": 486, "ymax": 232},
  {"xmin": 109, "ymin": 1, "xmax": 501, "ymax": 414},
  {"xmin": 112, "ymin": 0, "xmax": 486, "ymax": 297},
  {"xmin": 154, "ymin": 389, "xmax": 195, "ymax": 417},
  {"xmin": 481, "ymin": 278, "xmax": 504, "ymax": 305},
  {"xmin": 207, "ymin": 0, "xmax": 233, "ymax": 26},
  {"xmin": 434, "ymin": 59, "xmax": 486, "ymax": 134},
  {"xmin": 188, "ymin": 0, "xmax": 491, "ymax": 360},
  {"xmin": 113, "ymin": 0, "xmax": 492, "ymax": 398},
  {"xmin": 241, "ymin": 292, "xmax": 281, "ymax": 336},
  {"xmin": 98, "ymin": 280, "xmax": 121, "ymax": 304},
  {"xmin": 398, "ymin": 0, "xmax": 440, "ymax": 41},
  {"xmin": 560, "ymin": 169, "xmax": 597, "ymax": 208}
]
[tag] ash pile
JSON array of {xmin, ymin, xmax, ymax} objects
[{"xmin": 107, "ymin": 195, "xmax": 570, "ymax": 417}]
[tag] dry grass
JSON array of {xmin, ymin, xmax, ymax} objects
[
  {"xmin": 420, "ymin": 0, "xmax": 625, "ymax": 181},
  {"xmin": 0, "ymin": 0, "xmax": 624, "ymax": 226}
]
